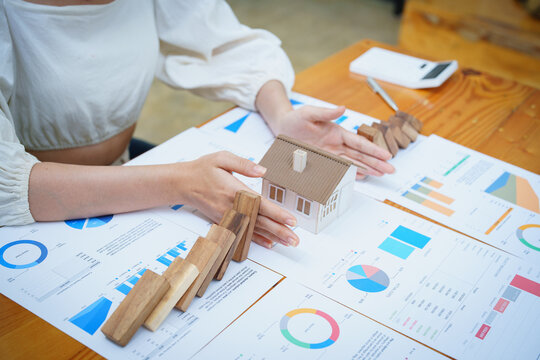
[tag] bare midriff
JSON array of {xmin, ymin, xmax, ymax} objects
[
  {"xmin": 29, "ymin": 123, "xmax": 136, "ymax": 165},
  {"xmin": 22, "ymin": 1, "xmax": 131, "ymax": 165}
]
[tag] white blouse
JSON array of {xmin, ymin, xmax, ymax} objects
[{"xmin": 0, "ymin": 0, "xmax": 294, "ymax": 226}]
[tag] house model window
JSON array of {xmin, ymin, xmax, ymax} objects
[
  {"xmin": 259, "ymin": 135, "xmax": 356, "ymax": 234},
  {"xmin": 296, "ymin": 196, "xmax": 311, "ymax": 216},
  {"xmin": 269, "ymin": 184, "xmax": 285, "ymax": 204}
]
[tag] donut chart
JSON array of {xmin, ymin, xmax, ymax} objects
[
  {"xmin": 280, "ymin": 308, "xmax": 339, "ymax": 349},
  {"xmin": 346, "ymin": 265, "xmax": 390, "ymax": 293},
  {"xmin": 0, "ymin": 240, "xmax": 48, "ymax": 269},
  {"xmin": 516, "ymin": 224, "xmax": 540, "ymax": 252}
]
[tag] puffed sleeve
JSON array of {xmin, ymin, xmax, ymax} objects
[
  {"xmin": 0, "ymin": 8, "xmax": 39, "ymax": 226},
  {"xmin": 154, "ymin": 0, "xmax": 295, "ymax": 110}
]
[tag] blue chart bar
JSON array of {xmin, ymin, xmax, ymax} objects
[
  {"xmin": 157, "ymin": 255, "xmax": 172, "ymax": 267},
  {"xmin": 127, "ymin": 275, "xmax": 140, "ymax": 285},
  {"xmin": 116, "ymin": 283, "xmax": 132, "ymax": 295},
  {"xmin": 334, "ymin": 115, "xmax": 347, "ymax": 125},
  {"xmin": 171, "ymin": 204, "xmax": 183, "ymax": 211},
  {"xmin": 502, "ymin": 286, "xmax": 521, "ymax": 302},
  {"xmin": 177, "ymin": 241, "xmax": 188, "ymax": 251},
  {"xmin": 168, "ymin": 248, "xmax": 180, "ymax": 258},
  {"xmin": 70, "ymin": 297, "xmax": 112, "ymax": 335},
  {"xmin": 138, "ymin": 268, "xmax": 147, "ymax": 276},
  {"xmin": 378, "ymin": 237, "xmax": 415, "ymax": 259},
  {"xmin": 391, "ymin": 226, "xmax": 431, "ymax": 249}
]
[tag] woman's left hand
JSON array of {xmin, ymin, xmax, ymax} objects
[
  {"xmin": 256, "ymin": 80, "xmax": 395, "ymax": 180},
  {"xmin": 271, "ymin": 105, "xmax": 395, "ymax": 179}
]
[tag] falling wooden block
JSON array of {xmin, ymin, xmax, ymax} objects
[
  {"xmin": 175, "ymin": 237, "xmax": 221, "ymax": 312},
  {"xmin": 388, "ymin": 115, "xmax": 418, "ymax": 142},
  {"xmin": 215, "ymin": 209, "xmax": 249, "ymax": 280},
  {"xmin": 196, "ymin": 225, "xmax": 236, "ymax": 297},
  {"xmin": 384, "ymin": 117, "xmax": 411, "ymax": 148},
  {"xmin": 102, "ymin": 270, "xmax": 169, "ymax": 346},
  {"xmin": 395, "ymin": 110, "xmax": 422, "ymax": 132},
  {"xmin": 372, "ymin": 122, "xmax": 399, "ymax": 157},
  {"xmin": 357, "ymin": 124, "xmax": 389, "ymax": 153},
  {"xmin": 144, "ymin": 257, "xmax": 199, "ymax": 331},
  {"xmin": 232, "ymin": 191, "xmax": 261, "ymax": 262}
]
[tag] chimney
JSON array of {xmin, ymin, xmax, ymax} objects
[{"xmin": 293, "ymin": 149, "xmax": 307, "ymax": 172}]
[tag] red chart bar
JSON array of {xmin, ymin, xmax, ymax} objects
[{"xmin": 510, "ymin": 275, "xmax": 540, "ymax": 298}]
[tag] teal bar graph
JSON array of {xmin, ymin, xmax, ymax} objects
[
  {"xmin": 378, "ymin": 237, "xmax": 415, "ymax": 259},
  {"xmin": 391, "ymin": 226, "xmax": 431, "ymax": 249}
]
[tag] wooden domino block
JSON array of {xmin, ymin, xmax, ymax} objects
[
  {"xmin": 144, "ymin": 257, "xmax": 199, "ymax": 331},
  {"xmin": 388, "ymin": 115, "xmax": 418, "ymax": 142},
  {"xmin": 215, "ymin": 209, "xmax": 249, "ymax": 280},
  {"xmin": 175, "ymin": 237, "xmax": 221, "ymax": 312},
  {"xmin": 101, "ymin": 270, "xmax": 169, "ymax": 346},
  {"xmin": 395, "ymin": 110, "xmax": 422, "ymax": 132},
  {"xmin": 232, "ymin": 191, "xmax": 261, "ymax": 262},
  {"xmin": 372, "ymin": 122, "xmax": 399, "ymax": 157},
  {"xmin": 385, "ymin": 118, "xmax": 411, "ymax": 148},
  {"xmin": 196, "ymin": 225, "xmax": 236, "ymax": 297},
  {"xmin": 357, "ymin": 124, "xmax": 389, "ymax": 153}
]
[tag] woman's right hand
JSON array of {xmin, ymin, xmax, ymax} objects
[{"xmin": 177, "ymin": 151, "xmax": 299, "ymax": 249}]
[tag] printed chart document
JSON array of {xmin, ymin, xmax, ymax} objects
[
  {"xmin": 249, "ymin": 192, "xmax": 540, "ymax": 360},
  {"xmin": 0, "ymin": 210, "xmax": 282, "ymax": 359},
  {"xmin": 356, "ymin": 135, "xmax": 540, "ymax": 265},
  {"xmin": 194, "ymin": 279, "xmax": 446, "ymax": 360}
]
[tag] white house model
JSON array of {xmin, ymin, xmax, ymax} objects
[{"xmin": 259, "ymin": 135, "xmax": 356, "ymax": 234}]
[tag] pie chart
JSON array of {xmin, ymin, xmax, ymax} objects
[
  {"xmin": 65, "ymin": 215, "xmax": 113, "ymax": 230},
  {"xmin": 346, "ymin": 265, "xmax": 389, "ymax": 293}
]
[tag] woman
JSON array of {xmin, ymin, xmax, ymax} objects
[{"xmin": 0, "ymin": 0, "xmax": 393, "ymax": 248}]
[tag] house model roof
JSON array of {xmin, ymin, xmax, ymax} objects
[{"xmin": 259, "ymin": 135, "xmax": 353, "ymax": 204}]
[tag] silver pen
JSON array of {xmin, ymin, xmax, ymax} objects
[{"xmin": 366, "ymin": 77, "xmax": 399, "ymax": 112}]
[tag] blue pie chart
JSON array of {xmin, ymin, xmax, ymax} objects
[
  {"xmin": 346, "ymin": 265, "xmax": 389, "ymax": 293},
  {"xmin": 65, "ymin": 215, "xmax": 113, "ymax": 230},
  {"xmin": 0, "ymin": 240, "xmax": 48, "ymax": 269}
]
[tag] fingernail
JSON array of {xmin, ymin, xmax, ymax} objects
[
  {"xmin": 253, "ymin": 165, "xmax": 267, "ymax": 176},
  {"xmin": 285, "ymin": 218, "xmax": 297, "ymax": 227},
  {"xmin": 288, "ymin": 237, "xmax": 299, "ymax": 247}
]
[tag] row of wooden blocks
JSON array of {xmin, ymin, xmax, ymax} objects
[
  {"xmin": 101, "ymin": 190, "xmax": 261, "ymax": 346},
  {"xmin": 357, "ymin": 110, "xmax": 423, "ymax": 157}
]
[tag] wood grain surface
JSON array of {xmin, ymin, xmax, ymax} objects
[
  {"xmin": 399, "ymin": 0, "xmax": 540, "ymax": 89},
  {"xmin": 1, "ymin": 39, "xmax": 538, "ymax": 359}
]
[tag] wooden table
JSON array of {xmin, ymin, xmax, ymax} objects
[
  {"xmin": 1, "ymin": 39, "xmax": 538, "ymax": 360},
  {"xmin": 399, "ymin": 0, "xmax": 540, "ymax": 89}
]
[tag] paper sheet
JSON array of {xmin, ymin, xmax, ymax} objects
[
  {"xmin": 2, "ymin": 93, "xmax": 538, "ymax": 360},
  {"xmin": 355, "ymin": 134, "xmax": 540, "ymax": 265},
  {"xmin": 0, "ymin": 209, "xmax": 282, "ymax": 359},
  {"xmin": 193, "ymin": 279, "xmax": 446, "ymax": 360},
  {"xmin": 248, "ymin": 192, "xmax": 540, "ymax": 359}
]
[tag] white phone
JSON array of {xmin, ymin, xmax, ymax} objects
[{"xmin": 349, "ymin": 47, "xmax": 458, "ymax": 89}]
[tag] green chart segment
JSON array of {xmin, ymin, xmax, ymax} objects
[
  {"xmin": 280, "ymin": 308, "xmax": 340, "ymax": 349},
  {"xmin": 346, "ymin": 265, "xmax": 390, "ymax": 292},
  {"xmin": 516, "ymin": 224, "xmax": 540, "ymax": 252}
]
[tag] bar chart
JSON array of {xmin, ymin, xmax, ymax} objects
[
  {"xmin": 402, "ymin": 178, "xmax": 455, "ymax": 217},
  {"xmin": 378, "ymin": 225, "xmax": 431, "ymax": 260},
  {"xmin": 156, "ymin": 240, "xmax": 188, "ymax": 267}
]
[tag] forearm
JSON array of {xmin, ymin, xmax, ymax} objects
[
  {"xmin": 28, "ymin": 162, "xmax": 187, "ymax": 221},
  {"xmin": 255, "ymin": 80, "xmax": 293, "ymax": 135}
]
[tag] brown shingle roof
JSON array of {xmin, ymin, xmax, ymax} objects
[{"xmin": 259, "ymin": 135, "xmax": 352, "ymax": 204}]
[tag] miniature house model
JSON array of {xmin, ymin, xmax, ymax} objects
[{"xmin": 259, "ymin": 135, "xmax": 356, "ymax": 234}]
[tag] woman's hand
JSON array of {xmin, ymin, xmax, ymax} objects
[
  {"xmin": 179, "ymin": 151, "xmax": 299, "ymax": 249},
  {"xmin": 255, "ymin": 80, "xmax": 394, "ymax": 180},
  {"xmin": 272, "ymin": 105, "xmax": 395, "ymax": 179}
]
